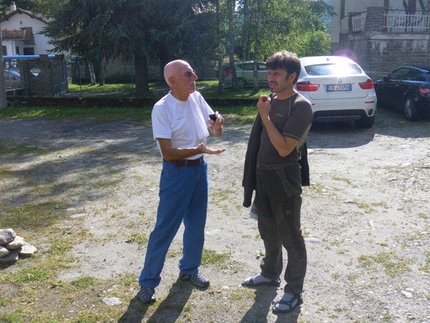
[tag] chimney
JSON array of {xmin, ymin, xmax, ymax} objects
[{"xmin": 6, "ymin": 2, "xmax": 17, "ymax": 15}]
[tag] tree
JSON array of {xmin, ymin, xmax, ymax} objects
[
  {"xmin": 237, "ymin": 0, "xmax": 332, "ymax": 60},
  {"xmin": 43, "ymin": 0, "xmax": 113, "ymax": 86},
  {"xmin": 43, "ymin": 0, "xmax": 220, "ymax": 96},
  {"xmin": 0, "ymin": 0, "xmax": 66, "ymax": 16}
]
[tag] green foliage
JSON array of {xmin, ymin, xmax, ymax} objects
[
  {"xmin": 0, "ymin": 0, "xmax": 66, "ymax": 16},
  {"xmin": 294, "ymin": 31, "xmax": 332, "ymax": 57},
  {"xmin": 236, "ymin": 0, "xmax": 333, "ymax": 60}
]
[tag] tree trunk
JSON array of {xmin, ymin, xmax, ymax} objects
[
  {"xmin": 134, "ymin": 54, "xmax": 150, "ymax": 97},
  {"xmin": 99, "ymin": 58, "xmax": 107, "ymax": 86},
  {"xmin": 88, "ymin": 62, "xmax": 97, "ymax": 86},
  {"xmin": 216, "ymin": 0, "xmax": 223, "ymax": 94},
  {"xmin": 227, "ymin": 0, "xmax": 238, "ymax": 90},
  {"xmin": 241, "ymin": 0, "xmax": 251, "ymax": 61},
  {"xmin": 253, "ymin": 0, "xmax": 262, "ymax": 93}
]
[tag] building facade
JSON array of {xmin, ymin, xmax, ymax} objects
[
  {"xmin": 1, "ymin": 2, "xmax": 52, "ymax": 56},
  {"xmin": 331, "ymin": 0, "xmax": 430, "ymax": 79}
]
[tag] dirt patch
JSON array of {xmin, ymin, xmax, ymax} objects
[{"xmin": 0, "ymin": 106, "xmax": 429, "ymax": 322}]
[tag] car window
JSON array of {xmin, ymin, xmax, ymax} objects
[
  {"xmin": 243, "ymin": 63, "xmax": 253, "ymax": 71},
  {"xmin": 258, "ymin": 63, "xmax": 267, "ymax": 70},
  {"xmin": 304, "ymin": 63, "xmax": 362, "ymax": 76},
  {"xmin": 406, "ymin": 69, "xmax": 426, "ymax": 81},
  {"xmin": 389, "ymin": 68, "xmax": 410, "ymax": 80}
]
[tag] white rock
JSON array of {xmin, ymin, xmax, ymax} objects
[
  {"xmin": 19, "ymin": 243, "xmax": 37, "ymax": 257},
  {"xmin": 71, "ymin": 213, "xmax": 87, "ymax": 218},
  {"xmin": 6, "ymin": 236, "xmax": 26, "ymax": 250},
  {"xmin": 0, "ymin": 246, "xmax": 10, "ymax": 258},
  {"xmin": 102, "ymin": 297, "xmax": 122, "ymax": 306},
  {"xmin": 0, "ymin": 228, "xmax": 16, "ymax": 245},
  {"xmin": 401, "ymin": 290, "xmax": 413, "ymax": 298}
]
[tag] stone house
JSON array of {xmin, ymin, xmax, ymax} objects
[{"xmin": 331, "ymin": 0, "xmax": 430, "ymax": 79}]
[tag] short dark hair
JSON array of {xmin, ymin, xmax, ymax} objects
[{"xmin": 266, "ymin": 50, "xmax": 301, "ymax": 84}]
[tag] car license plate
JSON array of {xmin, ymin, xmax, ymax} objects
[{"xmin": 326, "ymin": 84, "xmax": 352, "ymax": 92}]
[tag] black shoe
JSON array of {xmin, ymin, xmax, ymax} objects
[
  {"xmin": 179, "ymin": 273, "xmax": 210, "ymax": 288},
  {"xmin": 139, "ymin": 287, "xmax": 156, "ymax": 304}
]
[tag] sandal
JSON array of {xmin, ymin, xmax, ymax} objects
[
  {"xmin": 242, "ymin": 274, "xmax": 281, "ymax": 287},
  {"xmin": 272, "ymin": 293, "xmax": 302, "ymax": 313}
]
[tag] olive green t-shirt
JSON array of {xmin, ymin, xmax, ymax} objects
[{"xmin": 257, "ymin": 92, "xmax": 313, "ymax": 166}]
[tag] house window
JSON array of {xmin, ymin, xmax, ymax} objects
[
  {"xmin": 340, "ymin": 0, "xmax": 345, "ymax": 19},
  {"xmin": 16, "ymin": 46, "xmax": 20, "ymax": 55},
  {"xmin": 2, "ymin": 46, "xmax": 6, "ymax": 55},
  {"xmin": 24, "ymin": 47, "xmax": 34, "ymax": 55}
]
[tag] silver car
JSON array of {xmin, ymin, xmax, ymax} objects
[{"xmin": 223, "ymin": 61, "xmax": 268, "ymax": 88}]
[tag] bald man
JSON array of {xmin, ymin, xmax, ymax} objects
[{"xmin": 138, "ymin": 60, "xmax": 226, "ymax": 304}]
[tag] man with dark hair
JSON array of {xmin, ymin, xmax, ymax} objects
[{"xmin": 242, "ymin": 50, "xmax": 313, "ymax": 313}]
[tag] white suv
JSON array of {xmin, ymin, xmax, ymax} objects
[{"xmin": 296, "ymin": 56, "xmax": 377, "ymax": 128}]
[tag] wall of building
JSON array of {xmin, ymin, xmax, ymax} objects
[
  {"xmin": 335, "ymin": 6, "xmax": 430, "ymax": 79},
  {"xmin": 1, "ymin": 12, "xmax": 52, "ymax": 55}
]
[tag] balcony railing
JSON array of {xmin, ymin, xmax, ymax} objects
[
  {"xmin": 340, "ymin": 9, "xmax": 430, "ymax": 34},
  {"xmin": 384, "ymin": 11, "xmax": 430, "ymax": 32}
]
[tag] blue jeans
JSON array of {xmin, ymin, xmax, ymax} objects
[{"xmin": 139, "ymin": 160, "xmax": 208, "ymax": 288}]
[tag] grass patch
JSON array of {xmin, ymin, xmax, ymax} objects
[
  {"xmin": 0, "ymin": 104, "xmax": 258, "ymax": 125},
  {"xmin": 68, "ymin": 82, "xmax": 137, "ymax": 94},
  {"xmin": 1, "ymin": 80, "xmax": 262, "ymax": 125},
  {"xmin": 201, "ymin": 249, "xmax": 231, "ymax": 268},
  {"xmin": 125, "ymin": 232, "xmax": 148, "ymax": 245},
  {"xmin": 72, "ymin": 276, "xmax": 95, "ymax": 289},
  {"xmin": 68, "ymin": 80, "xmax": 269, "ymax": 100},
  {"xmin": 0, "ymin": 105, "xmax": 154, "ymax": 122},
  {"xmin": 0, "ymin": 201, "xmax": 67, "ymax": 230},
  {"xmin": 358, "ymin": 251, "xmax": 411, "ymax": 277},
  {"xmin": 419, "ymin": 251, "xmax": 430, "ymax": 273},
  {"xmin": 0, "ymin": 142, "xmax": 47, "ymax": 156}
]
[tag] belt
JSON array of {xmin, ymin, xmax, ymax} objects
[{"xmin": 164, "ymin": 156, "xmax": 204, "ymax": 167}]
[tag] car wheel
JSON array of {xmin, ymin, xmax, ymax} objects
[
  {"xmin": 354, "ymin": 116, "xmax": 375, "ymax": 128},
  {"xmin": 404, "ymin": 99, "xmax": 420, "ymax": 121},
  {"xmin": 237, "ymin": 78, "xmax": 246, "ymax": 89}
]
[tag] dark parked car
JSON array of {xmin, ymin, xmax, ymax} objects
[{"xmin": 374, "ymin": 65, "xmax": 430, "ymax": 120}]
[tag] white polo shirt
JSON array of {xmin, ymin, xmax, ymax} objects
[{"xmin": 151, "ymin": 91, "xmax": 214, "ymax": 160}]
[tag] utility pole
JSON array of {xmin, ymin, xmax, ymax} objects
[{"xmin": 0, "ymin": 28, "xmax": 7, "ymax": 108}]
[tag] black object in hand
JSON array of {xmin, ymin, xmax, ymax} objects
[{"xmin": 209, "ymin": 114, "xmax": 217, "ymax": 121}]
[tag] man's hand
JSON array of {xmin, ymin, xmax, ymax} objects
[
  {"xmin": 198, "ymin": 143, "xmax": 226, "ymax": 155},
  {"xmin": 257, "ymin": 95, "xmax": 271, "ymax": 118},
  {"xmin": 208, "ymin": 111, "xmax": 224, "ymax": 137}
]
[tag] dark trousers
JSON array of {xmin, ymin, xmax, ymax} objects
[{"xmin": 254, "ymin": 163, "xmax": 307, "ymax": 295}]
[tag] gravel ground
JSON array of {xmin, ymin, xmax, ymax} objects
[{"xmin": 0, "ymin": 105, "xmax": 429, "ymax": 322}]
